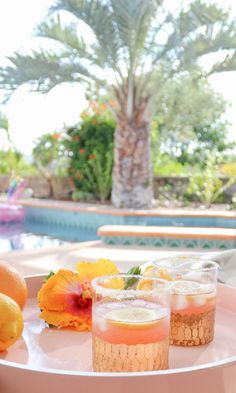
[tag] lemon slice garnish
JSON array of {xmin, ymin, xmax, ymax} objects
[{"xmin": 105, "ymin": 307, "xmax": 158, "ymax": 327}]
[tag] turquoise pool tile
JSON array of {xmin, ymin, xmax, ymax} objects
[
  {"xmin": 137, "ymin": 238, "xmax": 148, "ymax": 246},
  {"xmin": 153, "ymin": 239, "xmax": 165, "ymax": 247},
  {"xmin": 168, "ymin": 239, "xmax": 180, "ymax": 248},
  {"xmin": 101, "ymin": 234, "xmax": 236, "ymax": 250}
]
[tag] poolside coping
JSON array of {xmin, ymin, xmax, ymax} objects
[
  {"xmin": 19, "ymin": 199, "xmax": 236, "ymax": 219},
  {"xmin": 98, "ymin": 225, "xmax": 236, "ymax": 240},
  {"xmin": 97, "ymin": 225, "xmax": 236, "ymax": 249}
]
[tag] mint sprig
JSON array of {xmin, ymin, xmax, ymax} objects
[{"xmin": 124, "ymin": 266, "xmax": 141, "ymax": 289}]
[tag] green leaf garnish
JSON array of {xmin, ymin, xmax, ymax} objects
[
  {"xmin": 44, "ymin": 270, "xmax": 55, "ymax": 283},
  {"xmin": 124, "ymin": 266, "xmax": 141, "ymax": 289}
]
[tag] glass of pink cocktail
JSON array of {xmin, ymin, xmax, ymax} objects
[
  {"xmin": 91, "ymin": 274, "xmax": 171, "ymax": 372},
  {"xmin": 153, "ymin": 257, "xmax": 218, "ymax": 346}
]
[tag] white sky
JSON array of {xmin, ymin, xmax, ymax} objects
[{"xmin": 0, "ymin": 0, "xmax": 236, "ymax": 154}]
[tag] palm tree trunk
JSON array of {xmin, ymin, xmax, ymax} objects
[{"xmin": 111, "ymin": 118, "xmax": 153, "ymax": 208}]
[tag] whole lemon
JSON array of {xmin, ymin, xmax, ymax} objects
[{"xmin": 0, "ymin": 292, "xmax": 24, "ymax": 352}]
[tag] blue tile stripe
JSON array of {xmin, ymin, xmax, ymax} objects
[{"xmin": 25, "ymin": 207, "xmax": 236, "ymax": 230}]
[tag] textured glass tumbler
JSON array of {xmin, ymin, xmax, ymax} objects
[
  {"xmin": 153, "ymin": 256, "xmax": 218, "ymax": 347},
  {"xmin": 91, "ymin": 274, "xmax": 171, "ymax": 372}
]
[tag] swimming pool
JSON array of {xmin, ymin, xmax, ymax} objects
[
  {"xmin": 0, "ymin": 221, "xmax": 97, "ymax": 252},
  {"xmin": 25, "ymin": 204, "xmax": 236, "ymax": 229},
  {"xmin": 1, "ymin": 200, "xmax": 236, "ymax": 252}
]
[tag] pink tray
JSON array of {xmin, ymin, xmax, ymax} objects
[{"xmin": 0, "ymin": 275, "xmax": 236, "ymax": 393}]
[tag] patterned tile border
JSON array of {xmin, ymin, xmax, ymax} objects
[{"xmin": 101, "ymin": 236, "xmax": 235, "ymax": 250}]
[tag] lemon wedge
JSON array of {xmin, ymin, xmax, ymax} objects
[
  {"xmin": 142, "ymin": 265, "xmax": 153, "ymax": 276},
  {"xmin": 136, "ymin": 278, "xmax": 153, "ymax": 290},
  {"xmin": 101, "ymin": 277, "xmax": 124, "ymax": 289}
]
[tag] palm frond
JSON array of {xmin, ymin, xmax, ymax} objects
[
  {"xmin": 36, "ymin": 14, "xmax": 87, "ymax": 55},
  {"xmin": 178, "ymin": 0, "xmax": 229, "ymax": 37},
  {"xmin": 50, "ymin": 0, "xmax": 121, "ymax": 68},
  {"xmin": 209, "ymin": 52, "xmax": 236, "ymax": 74},
  {"xmin": 0, "ymin": 49, "xmax": 99, "ymax": 94},
  {"xmin": 138, "ymin": 1, "xmax": 227, "ymax": 77},
  {"xmin": 0, "ymin": 0, "xmax": 236, "ymax": 109},
  {"xmin": 170, "ymin": 1, "xmax": 236, "ymax": 69},
  {"xmin": 109, "ymin": 0, "xmax": 159, "ymax": 65}
]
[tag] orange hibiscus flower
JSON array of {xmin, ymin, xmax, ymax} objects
[
  {"xmin": 38, "ymin": 259, "xmax": 119, "ymax": 331},
  {"xmin": 76, "ymin": 258, "xmax": 119, "ymax": 281}
]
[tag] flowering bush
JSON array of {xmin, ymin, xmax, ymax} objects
[{"xmin": 63, "ymin": 103, "xmax": 115, "ymax": 201}]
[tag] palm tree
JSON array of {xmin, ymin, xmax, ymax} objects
[{"xmin": 1, "ymin": 0, "xmax": 236, "ymax": 208}]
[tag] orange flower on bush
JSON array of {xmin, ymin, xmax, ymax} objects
[
  {"xmin": 52, "ymin": 132, "xmax": 60, "ymax": 140},
  {"xmin": 38, "ymin": 259, "xmax": 119, "ymax": 331},
  {"xmin": 79, "ymin": 148, "xmax": 85, "ymax": 154}
]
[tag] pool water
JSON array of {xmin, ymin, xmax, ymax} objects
[{"xmin": 0, "ymin": 222, "xmax": 98, "ymax": 253}]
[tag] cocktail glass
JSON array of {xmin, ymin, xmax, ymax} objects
[
  {"xmin": 91, "ymin": 274, "xmax": 171, "ymax": 372},
  {"xmin": 153, "ymin": 256, "xmax": 218, "ymax": 346}
]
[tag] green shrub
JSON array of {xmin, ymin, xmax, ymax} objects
[
  {"xmin": 232, "ymin": 194, "xmax": 236, "ymax": 209},
  {"xmin": 63, "ymin": 106, "xmax": 115, "ymax": 201},
  {"xmin": 0, "ymin": 149, "xmax": 37, "ymax": 176},
  {"xmin": 185, "ymin": 153, "xmax": 235, "ymax": 205},
  {"xmin": 71, "ymin": 190, "xmax": 94, "ymax": 202},
  {"xmin": 82, "ymin": 148, "xmax": 113, "ymax": 201},
  {"xmin": 32, "ymin": 132, "xmax": 69, "ymax": 197},
  {"xmin": 153, "ymin": 154, "xmax": 190, "ymax": 176},
  {"xmin": 32, "ymin": 132, "xmax": 67, "ymax": 177}
]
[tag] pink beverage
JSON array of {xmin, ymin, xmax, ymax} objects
[
  {"xmin": 91, "ymin": 275, "xmax": 171, "ymax": 372},
  {"xmin": 153, "ymin": 258, "xmax": 218, "ymax": 347},
  {"xmin": 93, "ymin": 300, "xmax": 169, "ymax": 372},
  {"xmin": 170, "ymin": 280, "xmax": 216, "ymax": 346}
]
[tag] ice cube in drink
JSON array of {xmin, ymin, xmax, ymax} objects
[{"xmin": 170, "ymin": 280, "xmax": 216, "ymax": 346}]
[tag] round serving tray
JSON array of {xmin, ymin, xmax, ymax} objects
[{"xmin": 0, "ymin": 275, "xmax": 236, "ymax": 393}]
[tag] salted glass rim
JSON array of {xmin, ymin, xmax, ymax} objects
[
  {"xmin": 91, "ymin": 273, "xmax": 171, "ymax": 297},
  {"xmin": 152, "ymin": 257, "xmax": 218, "ymax": 273}
]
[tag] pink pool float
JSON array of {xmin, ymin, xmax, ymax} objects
[
  {"xmin": 0, "ymin": 203, "xmax": 25, "ymax": 223},
  {"xmin": 0, "ymin": 275, "xmax": 236, "ymax": 393}
]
